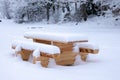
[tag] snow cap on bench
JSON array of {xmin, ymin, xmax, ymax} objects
[
  {"xmin": 12, "ymin": 40, "xmax": 60, "ymax": 57},
  {"xmin": 73, "ymin": 42, "xmax": 99, "ymax": 52}
]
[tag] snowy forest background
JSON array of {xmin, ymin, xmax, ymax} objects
[
  {"xmin": 0, "ymin": 0, "xmax": 120, "ymax": 80},
  {"xmin": 0, "ymin": 0, "xmax": 120, "ymax": 24}
]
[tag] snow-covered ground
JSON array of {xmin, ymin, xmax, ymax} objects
[{"xmin": 0, "ymin": 16, "xmax": 120, "ymax": 80}]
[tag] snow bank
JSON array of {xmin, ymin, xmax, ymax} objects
[
  {"xmin": 12, "ymin": 40, "xmax": 60, "ymax": 57},
  {"xmin": 24, "ymin": 32, "xmax": 88, "ymax": 43}
]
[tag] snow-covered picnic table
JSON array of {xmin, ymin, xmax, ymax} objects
[
  {"xmin": 12, "ymin": 32, "xmax": 99, "ymax": 67},
  {"xmin": 24, "ymin": 32, "xmax": 92, "ymax": 66}
]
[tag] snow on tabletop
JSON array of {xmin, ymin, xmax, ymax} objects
[
  {"xmin": 74, "ymin": 42, "xmax": 99, "ymax": 50},
  {"xmin": 24, "ymin": 32, "xmax": 88, "ymax": 43},
  {"xmin": 12, "ymin": 40, "xmax": 60, "ymax": 57}
]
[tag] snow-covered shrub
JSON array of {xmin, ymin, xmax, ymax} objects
[
  {"xmin": 112, "ymin": 8, "xmax": 120, "ymax": 17},
  {"xmin": 15, "ymin": 1, "xmax": 46, "ymax": 23},
  {"xmin": 112, "ymin": 4, "xmax": 120, "ymax": 17},
  {"xmin": 72, "ymin": 0, "xmax": 102, "ymax": 22},
  {"xmin": 0, "ymin": 0, "xmax": 11, "ymax": 19}
]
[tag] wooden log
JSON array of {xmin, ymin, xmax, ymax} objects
[
  {"xmin": 33, "ymin": 39, "xmax": 51, "ymax": 44},
  {"xmin": 54, "ymin": 53, "xmax": 77, "ymax": 66},
  {"xmin": 61, "ymin": 51, "xmax": 76, "ymax": 54},
  {"xmin": 56, "ymin": 59, "xmax": 75, "ymax": 66},
  {"xmin": 79, "ymin": 52, "xmax": 88, "ymax": 61},
  {"xmin": 41, "ymin": 61, "xmax": 49, "ymax": 66},
  {"xmin": 79, "ymin": 48, "xmax": 99, "ymax": 54},
  {"xmin": 52, "ymin": 54, "xmax": 60, "ymax": 59},
  {"xmin": 41, "ymin": 61, "xmax": 49, "ymax": 67},
  {"xmin": 60, "ymin": 47, "xmax": 73, "ymax": 53},
  {"xmin": 53, "ymin": 42, "xmax": 73, "ymax": 46},
  {"xmin": 40, "ymin": 52, "xmax": 54, "ymax": 58},
  {"xmin": 20, "ymin": 49, "xmax": 33, "ymax": 61},
  {"xmin": 40, "ymin": 56, "xmax": 50, "ymax": 61},
  {"xmin": 92, "ymin": 49, "xmax": 99, "ymax": 54},
  {"xmin": 53, "ymin": 42, "xmax": 73, "ymax": 52},
  {"xmin": 12, "ymin": 45, "xmax": 33, "ymax": 61},
  {"xmin": 55, "ymin": 57, "xmax": 75, "ymax": 62},
  {"xmin": 40, "ymin": 56, "xmax": 49, "ymax": 67}
]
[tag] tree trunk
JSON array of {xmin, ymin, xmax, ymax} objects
[
  {"xmin": 46, "ymin": 8, "xmax": 50, "ymax": 21},
  {"xmin": 75, "ymin": 2, "xmax": 77, "ymax": 11}
]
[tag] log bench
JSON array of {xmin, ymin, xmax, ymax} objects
[
  {"xmin": 12, "ymin": 40, "xmax": 60, "ymax": 67},
  {"xmin": 74, "ymin": 42, "xmax": 99, "ymax": 61}
]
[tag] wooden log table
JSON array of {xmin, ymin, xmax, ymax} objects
[{"xmin": 24, "ymin": 32, "xmax": 88, "ymax": 66}]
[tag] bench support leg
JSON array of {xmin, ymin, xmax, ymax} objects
[
  {"xmin": 20, "ymin": 49, "xmax": 32, "ymax": 61},
  {"xmin": 33, "ymin": 56, "xmax": 40, "ymax": 64},
  {"xmin": 80, "ymin": 52, "xmax": 88, "ymax": 61},
  {"xmin": 40, "ymin": 56, "xmax": 49, "ymax": 67}
]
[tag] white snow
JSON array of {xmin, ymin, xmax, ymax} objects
[
  {"xmin": 14, "ymin": 44, "xmax": 21, "ymax": 52},
  {"xmin": 73, "ymin": 42, "xmax": 99, "ymax": 53},
  {"xmin": 24, "ymin": 32, "xmax": 88, "ymax": 43},
  {"xmin": 0, "ymin": 15, "xmax": 120, "ymax": 80},
  {"xmin": 12, "ymin": 40, "xmax": 60, "ymax": 57},
  {"xmin": 32, "ymin": 48, "xmax": 41, "ymax": 57},
  {"xmin": 75, "ymin": 42, "xmax": 99, "ymax": 49}
]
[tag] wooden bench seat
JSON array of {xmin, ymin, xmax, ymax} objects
[
  {"xmin": 74, "ymin": 42, "xmax": 99, "ymax": 61},
  {"xmin": 12, "ymin": 40, "xmax": 60, "ymax": 67}
]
